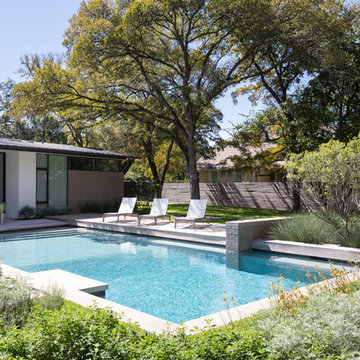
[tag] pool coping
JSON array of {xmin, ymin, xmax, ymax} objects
[
  {"xmin": 2, "ymin": 217, "xmax": 360, "ymax": 334},
  {"xmin": 3, "ymin": 260, "xmax": 359, "ymax": 335},
  {"xmin": 47, "ymin": 213, "xmax": 226, "ymax": 246},
  {"xmin": 1, "ymin": 263, "xmax": 276, "ymax": 334},
  {"xmin": 253, "ymin": 239, "xmax": 360, "ymax": 262}
]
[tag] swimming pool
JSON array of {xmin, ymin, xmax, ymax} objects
[{"xmin": 0, "ymin": 227, "xmax": 334, "ymax": 323}]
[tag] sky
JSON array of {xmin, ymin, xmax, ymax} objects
[{"xmin": 0, "ymin": 0, "xmax": 261, "ymax": 138}]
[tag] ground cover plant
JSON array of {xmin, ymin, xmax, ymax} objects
[{"xmin": 2, "ymin": 263, "xmax": 360, "ymax": 359}]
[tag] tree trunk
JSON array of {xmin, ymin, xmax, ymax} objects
[
  {"xmin": 186, "ymin": 139, "xmax": 200, "ymax": 199},
  {"xmin": 155, "ymin": 184, "xmax": 163, "ymax": 199},
  {"xmin": 292, "ymin": 180, "xmax": 301, "ymax": 211}
]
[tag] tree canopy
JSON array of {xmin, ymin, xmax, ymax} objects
[{"xmin": 11, "ymin": 0, "xmax": 282, "ymax": 199}]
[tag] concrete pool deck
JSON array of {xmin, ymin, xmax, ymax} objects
[
  {"xmin": 0, "ymin": 218, "xmax": 66, "ymax": 232},
  {"xmin": 47, "ymin": 213, "xmax": 227, "ymax": 246}
]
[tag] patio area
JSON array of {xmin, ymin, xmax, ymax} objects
[
  {"xmin": 0, "ymin": 218, "xmax": 66, "ymax": 233},
  {"xmin": 48, "ymin": 213, "xmax": 226, "ymax": 246}
]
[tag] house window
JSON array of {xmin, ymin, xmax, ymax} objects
[
  {"xmin": 36, "ymin": 154, "xmax": 48, "ymax": 205},
  {"xmin": 68, "ymin": 157, "xmax": 94, "ymax": 171},
  {"xmin": 235, "ymin": 171, "xmax": 242, "ymax": 182},
  {"xmin": 211, "ymin": 171, "xmax": 218, "ymax": 183},
  {"xmin": 48, "ymin": 155, "xmax": 67, "ymax": 209},
  {"xmin": 277, "ymin": 173, "xmax": 287, "ymax": 182},
  {"xmin": 0, "ymin": 153, "xmax": 5, "ymax": 202},
  {"xmin": 221, "ymin": 170, "xmax": 226, "ymax": 177},
  {"xmin": 68, "ymin": 157, "xmax": 121, "ymax": 172},
  {"xmin": 36, "ymin": 154, "xmax": 67, "ymax": 209},
  {"xmin": 36, "ymin": 170, "xmax": 48, "ymax": 203},
  {"xmin": 95, "ymin": 159, "xmax": 120, "ymax": 172},
  {"xmin": 227, "ymin": 170, "xmax": 233, "ymax": 177}
]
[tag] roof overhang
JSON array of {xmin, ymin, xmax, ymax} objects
[{"xmin": 0, "ymin": 138, "xmax": 137, "ymax": 160}]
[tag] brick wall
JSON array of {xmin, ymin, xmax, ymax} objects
[{"xmin": 162, "ymin": 182, "xmax": 294, "ymax": 211}]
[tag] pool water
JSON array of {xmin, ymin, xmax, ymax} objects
[{"xmin": 0, "ymin": 228, "xmax": 334, "ymax": 323}]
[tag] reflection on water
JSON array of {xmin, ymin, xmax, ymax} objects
[
  {"xmin": 119, "ymin": 242, "xmax": 136, "ymax": 254},
  {"xmin": 226, "ymin": 251, "xmax": 336, "ymax": 283},
  {"xmin": 152, "ymin": 247, "xmax": 168, "ymax": 259}
]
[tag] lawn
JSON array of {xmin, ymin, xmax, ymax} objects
[{"xmin": 166, "ymin": 204, "xmax": 294, "ymax": 224}]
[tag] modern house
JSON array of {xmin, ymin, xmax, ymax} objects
[
  {"xmin": 197, "ymin": 141, "xmax": 286, "ymax": 183},
  {"xmin": 0, "ymin": 138, "xmax": 136, "ymax": 218}
]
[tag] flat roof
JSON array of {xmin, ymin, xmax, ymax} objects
[{"xmin": 0, "ymin": 138, "xmax": 136, "ymax": 160}]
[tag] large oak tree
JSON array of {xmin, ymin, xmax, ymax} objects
[{"xmin": 12, "ymin": 0, "xmax": 272, "ymax": 199}]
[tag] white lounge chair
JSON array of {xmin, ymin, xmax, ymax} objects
[
  {"xmin": 174, "ymin": 199, "xmax": 209, "ymax": 229},
  {"xmin": 138, "ymin": 198, "xmax": 171, "ymax": 225},
  {"xmin": 102, "ymin": 197, "xmax": 137, "ymax": 222}
]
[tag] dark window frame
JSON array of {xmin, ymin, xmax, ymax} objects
[{"xmin": 36, "ymin": 155, "xmax": 49, "ymax": 206}]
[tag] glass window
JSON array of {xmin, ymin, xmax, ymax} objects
[
  {"xmin": 95, "ymin": 159, "xmax": 119, "ymax": 172},
  {"xmin": 49, "ymin": 156, "xmax": 67, "ymax": 209},
  {"xmin": 236, "ymin": 171, "xmax": 242, "ymax": 182},
  {"xmin": 69, "ymin": 157, "xmax": 94, "ymax": 171},
  {"xmin": 36, "ymin": 154, "xmax": 48, "ymax": 169},
  {"xmin": 0, "ymin": 153, "xmax": 4, "ymax": 202},
  {"xmin": 36, "ymin": 170, "xmax": 47, "ymax": 203},
  {"xmin": 211, "ymin": 171, "xmax": 218, "ymax": 183}
]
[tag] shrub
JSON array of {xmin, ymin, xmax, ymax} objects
[
  {"xmin": 258, "ymin": 290, "xmax": 360, "ymax": 359},
  {"xmin": 36, "ymin": 206, "xmax": 71, "ymax": 217},
  {"xmin": 269, "ymin": 214, "xmax": 360, "ymax": 247},
  {"xmin": 134, "ymin": 200, "xmax": 151, "ymax": 214},
  {"xmin": 269, "ymin": 214, "xmax": 339, "ymax": 244},
  {"xmin": 18, "ymin": 205, "xmax": 35, "ymax": 219},
  {"xmin": 0, "ymin": 276, "xmax": 35, "ymax": 328}
]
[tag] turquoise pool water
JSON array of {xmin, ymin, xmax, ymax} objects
[{"xmin": 0, "ymin": 228, "xmax": 333, "ymax": 323}]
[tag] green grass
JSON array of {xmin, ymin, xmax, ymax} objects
[{"xmin": 167, "ymin": 204, "xmax": 293, "ymax": 224}]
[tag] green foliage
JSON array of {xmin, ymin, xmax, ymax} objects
[
  {"xmin": 0, "ymin": 303, "xmax": 267, "ymax": 360},
  {"xmin": 269, "ymin": 215, "xmax": 339, "ymax": 245},
  {"xmin": 18, "ymin": 205, "xmax": 35, "ymax": 219},
  {"xmin": 0, "ymin": 276, "xmax": 35, "ymax": 329},
  {"xmin": 134, "ymin": 201, "xmax": 152, "ymax": 215},
  {"xmin": 285, "ymin": 136, "xmax": 360, "ymax": 245},
  {"xmin": 0, "ymin": 202, "xmax": 6, "ymax": 213},
  {"xmin": 227, "ymin": 0, "xmax": 359, "ymax": 174},
  {"xmin": 167, "ymin": 204, "xmax": 292, "ymax": 224},
  {"xmin": 35, "ymin": 206, "xmax": 71, "ymax": 217},
  {"xmin": 258, "ymin": 290, "xmax": 360, "ymax": 359},
  {"xmin": 3, "ymin": 267, "xmax": 360, "ymax": 358}
]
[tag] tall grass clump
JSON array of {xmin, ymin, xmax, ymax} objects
[
  {"xmin": 0, "ymin": 276, "xmax": 35, "ymax": 328},
  {"xmin": 269, "ymin": 214, "xmax": 339, "ymax": 244},
  {"xmin": 0, "ymin": 268, "xmax": 64, "ymax": 329}
]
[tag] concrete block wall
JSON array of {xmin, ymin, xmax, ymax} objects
[
  {"xmin": 162, "ymin": 182, "xmax": 294, "ymax": 211},
  {"xmin": 226, "ymin": 217, "xmax": 290, "ymax": 254}
]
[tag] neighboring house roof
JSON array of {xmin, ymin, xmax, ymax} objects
[
  {"xmin": 197, "ymin": 141, "xmax": 283, "ymax": 170},
  {"xmin": 0, "ymin": 138, "xmax": 136, "ymax": 160}
]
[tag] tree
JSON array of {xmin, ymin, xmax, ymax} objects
[
  {"xmin": 223, "ymin": 0, "xmax": 359, "ymax": 209},
  {"xmin": 0, "ymin": 78, "xmax": 66, "ymax": 143},
  {"xmin": 228, "ymin": 0, "xmax": 358, "ymax": 153},
  {"xmin": 285, "ymin": 136, "xmax": 360, "ymax": 245},
  {"xmin": 12, "ymin": 0, "xmax": 276, "ymax": 199},
  {"xmin": 100, "ymin": 119, "xmax": 187, "ymax": 197}
]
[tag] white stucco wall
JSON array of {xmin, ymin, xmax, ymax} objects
[{"xmin": 5, "ymin": 151, "xmax": 36, "ymax": 218}]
